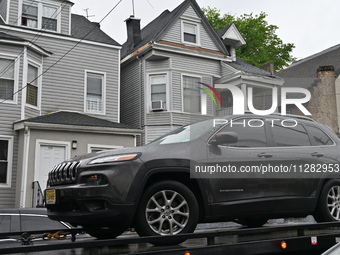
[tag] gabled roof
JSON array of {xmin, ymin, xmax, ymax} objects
[
  {"xmin": 218, "ymin": 23, "xmax": 246, "ymax": 49},
  {"xmin": 19, "ymin": 111, "xmax": 136, "ymax": 129},
  {"xmin": 228, "ymin": 57, "xmax": 280, "ymax": 79},
  {"xmin": 71, "ymin": 14, "xmax": 120, "ymax": 46},
  {"xmin": 121, "ymin": 0, "xmax": 228, "ymax": 59}
]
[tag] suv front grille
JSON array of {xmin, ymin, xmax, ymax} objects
[{"xmin": 48, "ymin": 161, "xmax": 80, "ymax": 186}]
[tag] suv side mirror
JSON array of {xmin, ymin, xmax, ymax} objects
[{"xmin": 210, "ymin": 132, "xmax": 238, "ymax": 146}]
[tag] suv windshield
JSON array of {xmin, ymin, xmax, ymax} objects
[{"xmin": 148, "ymin": 119, "xmax": 214, "ymax": 145}]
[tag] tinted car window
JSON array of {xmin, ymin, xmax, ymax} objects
[
  {"xmin": 219, "ymin": 119, "xmax": 267, "ymax": 147},
  {"xmin": 21, "ymin": 215, "xmax": 67, "ymax": 231},
  {"xmin": 305, "ymin": 125, "xmax": 334, "ymax": 146},
  {"xmin": 271, "ymin": 123, "xmax": 310, "ymax": 147},
  {"xmin": 0, "ymin": 215, "xmax": 11, "ymax": 233}
]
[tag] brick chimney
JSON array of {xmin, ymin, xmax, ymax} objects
[
  {"xmin": 125, "ymin": 15, "xmax": 141, "ymax": 48},
  {"xmin": 308, "ymin": 65, "xmax": 339, "ymax": 133}
]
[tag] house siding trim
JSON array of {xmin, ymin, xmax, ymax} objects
[
  {"xmin": 0, "ymin": 25, "xmax": 122, "ymax": 49},
  {"xmin": 153, "ymin": 42, "xmax": 231, "ymax": 62}
]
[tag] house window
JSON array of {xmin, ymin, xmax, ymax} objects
[
  {"xmin": 183, "ymin": 22, "xmax": 198, "ymax": 44},
  {"xmin": 220, "ymin": 90, "xmax": 233, "ymax": 108},
  {"xmin": 26, "ymin": 64, "xmax": 38, "ymax": 107},
  {"xmin": 150, "ymin": 74, "xmax": 167, "ymax": 110},
  {"xmin": 22, "ymin": 4, "xmax": 38, "ymax": 28},
  {"xmin": 0, "ymin": 58, "xmax": 14, "ymax": 101},
  {"xmin": 0, "ymin": 137, "xmax": 13, "ymax": 187},
  {"xmin": 42, "ymin": 6, "xmax": 57, "ymax": 31},
  {"xmin": 183, "ymin": 75, "xmax": 201, "ymax": 114},
  {"xmin": 21, "ymin": 2, "xmax": 59, "ymax": 32},
  {"xmin": 86, "ymin": 72, "xmax": 105, "ymax": 114}
]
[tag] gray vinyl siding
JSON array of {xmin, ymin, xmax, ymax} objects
[
  {"xmin": 171, "ymin": 112, "xmax": 213, "ymax": 126},
  {"xmin": 0, "ymin": 0, "xmax": 7, "ymax": 22},
  {"xmin": 60, "ymin": 2, "xmax": 71, "ymax": 35},
  {"xmin": 221, "ymin": 62, "xmax": 236, "ymax": 78},
  {"xmin": 7, "ymin": 0, "xmax": 18, "ymax": 25},
  {"xmin": 121, "ymin": 60, "xmax": 144, "ymax": 128},
  {"xmin": 162, "ymin": 6, "xmax": 220, "ymax": 52},
  {"xmin": 145, "ymin": 125, "xmax": 173, "ymax": 144},
  {"xmin": 145, "ymin": 59, "xmax": 170, "ymax": 70},
  {"xmin": 146, "ymin": 112, "xmax": 171, "ymax": 125},
  {"xmin": 172, "ymin": 72, "xmax": 182, "ymax": 111}
]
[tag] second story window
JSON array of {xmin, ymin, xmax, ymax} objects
[
  {"xmin": 26, "ymin": 64, "xmax": 38, "ymax": 107},
  {"xmin": 42, "ymin": 6, "xmax": 57, "ymax": 31},
  {"xmin": 182, "ymin": 21, "xmax": 200, "ymax": 45},
  {"xmin": 21, "ymin": 2, "xmax": 59, "ymax": 32},
  {"xmin": 0, "ymin": 58, "xmax": 14, "ymax": 101},
  {"xmin": 85, "ymin": 72, "xmax": 105, "ymax": 114},
  {"xmin": 22, "ymin": 4, "xmax": 38, "ymax": 28}
]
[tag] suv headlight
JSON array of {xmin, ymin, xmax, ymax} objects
[{"xmin": 88, "ymin": 153, "xmax": 139, "ymax": 165}]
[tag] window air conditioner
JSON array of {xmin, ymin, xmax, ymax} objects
[{"xmin": 151, "ymin": 100, "xmax": 165, "ymax": 111}]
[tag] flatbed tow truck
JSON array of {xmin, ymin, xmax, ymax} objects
[{"xmin": 2, "ymin": 221, "xmax": 340, "ymax": 255}]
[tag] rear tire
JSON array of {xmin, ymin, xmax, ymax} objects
[
  {"xmin": 135, "ymin": 180, "xmax": 199, "ymax": 245},
  {"xmin": 314, "ymin": 179, "xmax": 340, "ymax": 222}
]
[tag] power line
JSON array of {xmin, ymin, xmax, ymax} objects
[
  {"xmin": 0, "ymin": 0, "xmax": 70, "ymax": 97},
  {"xmin": 1, "ymin": 0, "xmax": 124, "ymax": 104}
]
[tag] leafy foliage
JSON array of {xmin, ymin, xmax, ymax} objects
[{"xmin": 202, "ymin": 7, "xmax": 295, "ymax": 71}]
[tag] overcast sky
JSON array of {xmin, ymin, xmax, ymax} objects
[{"xmin": 70, "ymin": 0, "xmax": 340, "ymax": 61}]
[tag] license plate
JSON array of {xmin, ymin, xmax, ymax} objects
[{"xmin": 45, "ymin": 189, "xmax": 56, "ymax": 204}]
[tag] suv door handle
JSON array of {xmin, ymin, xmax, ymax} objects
[
  {"xmin": 311, "ymin": 152, "xmax": 324, "ymax": 157},
  {"xmin": 257, "ymin": 153, "xmax": 273, "ymax": 158}
]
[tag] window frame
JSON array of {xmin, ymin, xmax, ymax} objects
[
  {"xmin": 0, "ymin": 136, "xmax": 13, "ymax": 188},
  {"xmin": 84, "ymin": 70, "xmax": 106, "ymax": 115},
  {"xmin": 147, "ymin": 72, "xmax": 169, "ymax": 113},
  {"xmin": 181, "ymin": 20, "xmax": 200, "ymax": 46},
  {"xmin": 211, "ymin": 117, "xmax": 269, "ymax": 148},
  {"xmin": 0, "ymin": 54, "xmax": 20, "ymax": 104},
  {"xmin": 181, "ymin": 74, "xmax": 204, "ymax": 114},
  {"xmin": 304, "ymin": 124, "xmax": 335, "ymax": 147},
  {"xmin": 25, "ymin": 60, "xmax": 42, "ymax": 109},
  {"xmin": 20, "ymin": 1, "xmax": 61, "ymax": 32}
]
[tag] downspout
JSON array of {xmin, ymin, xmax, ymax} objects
[
  {"xmin": 20, "ymin": 126, "xmax": 30, "ymax": 208},
  {"xmin": 136, "ymin": 56, "xmax": 142, "ymax": 129},
  {"xmin": 21, "ymin": 46, "xmax": 28, "ymax": 120}
]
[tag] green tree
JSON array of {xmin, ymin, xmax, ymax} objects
[{"xmin": 202, "ymin": 7, "xmax": 295, "ymax": 71}]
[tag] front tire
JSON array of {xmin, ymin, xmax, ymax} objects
[
  {"xmin": 135, "ymin": 181, "xmax": 199, "ymax": 245},
  {"xmin": 314, "ymin": 179, "xmax": 340, "ymax": 222}
]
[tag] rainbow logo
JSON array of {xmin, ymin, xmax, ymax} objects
[{"xmin": 198, "ymin": 82, "xmax": 222, "ymax": 106}]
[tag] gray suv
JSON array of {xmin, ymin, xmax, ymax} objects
[{"xmin": 45, "ymin": 114, "xmax": 340, "ymax": 242}]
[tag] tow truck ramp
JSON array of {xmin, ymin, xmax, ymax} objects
[{"xmin": 1, "ymin": 222, "xmax": 340, "ymax": 255}]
